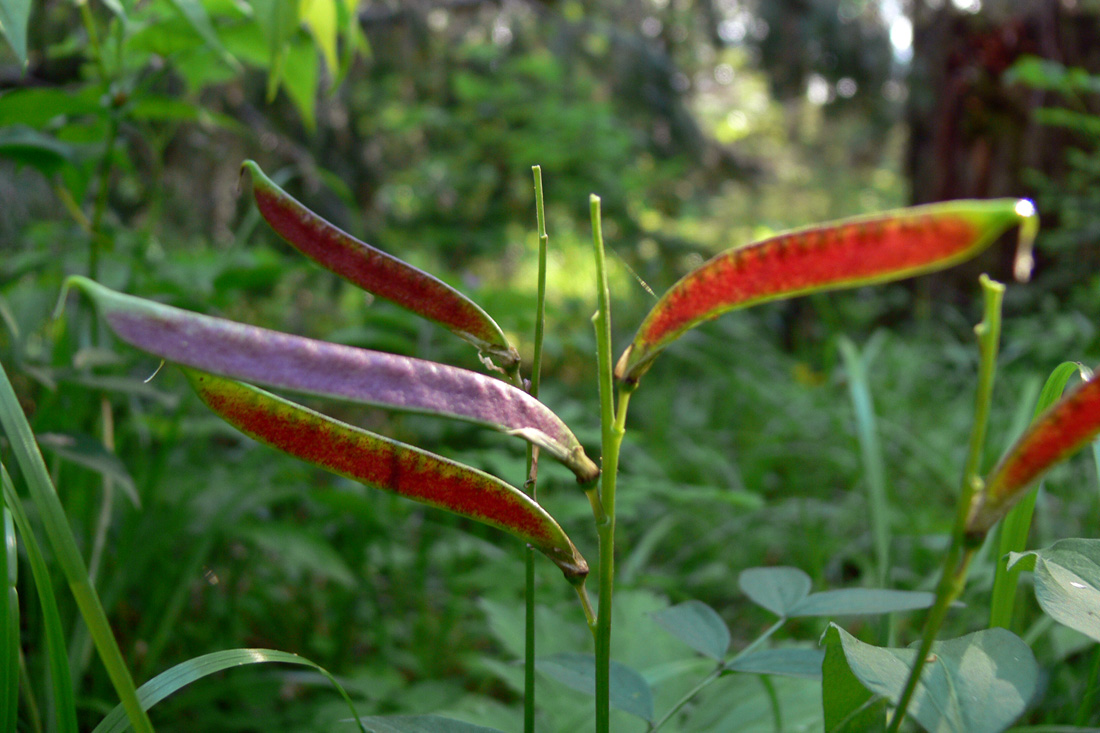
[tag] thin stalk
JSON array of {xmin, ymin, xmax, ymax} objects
[
  {"xmin": 574, "ymin": 583, "xmax": 596, "ymax": 629},
  {"xmin": 888, "ymin": 275, "xmax": 1004, "ymax": 732},
  {"xmin": 87, "ymin": 396, "xmax": 115, "ymax": 586},
  {"xmin": 760, "ymin": 675, "xmax": 782, "ymax": 733},
  {"xmin": 89, "ymin": 111, "xmax": 120, "ymax": 280},
  {"xmin": 519, "ymin": 164, "xmax": 551, "ymax": 733},
  {"xmin": 77, "ymin": 0, "xmax": 107, "ymax": 80},
  {"xmin": 524, "ymin": 544, "xmax": 536, "ymax": 733},
  {"xmin": 77, "ymin": 0, "xmax": 120, "ymax": 282},
  {"xmin": 650, "ymin": 666, "xmax": 723, "ymax": 732},
  {"xmin": 650, "ymin": 618, "xmax": 786, "ymax": 732},
  {"xmin": 531, "ymin": 166, "xmax": 549, "ymax": 401},
  {"xmin": 52, "ymin": 184, "xmax": 94, "ymax": 236}
]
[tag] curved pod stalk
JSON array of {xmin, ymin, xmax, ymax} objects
[
  {"xmin": 967, "ymin": 369, "xmax": 1100, "ymax": 538},
  {"xmin": 186, "ymin": 370, "xmax": 588, "ymax": 581},
  {"xmin": 241, "ymin": 160, "xmax": 520, "ymax": 370},
  {"xmin": 63, "ymin": 276, "xmax": 599, "ymax": 484},
  {"xmin": 616, "ymin": 199, "xmax": 1038, "ymax": 384}
]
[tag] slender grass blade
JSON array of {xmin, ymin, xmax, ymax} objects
[
  {"xmin": 1, "ymin": 507, "xmax": 18, "ymax": 732},
  {"xmin": 0, "ymin": 362, "xmax": 153, "ymax": 733},
  {"xmin": 1, "ymin": 466, "xmax": 78, "ymax": 733},
  {"xmin": 91, "ymin": 648, "xmax": 366, "ymax": 733}
]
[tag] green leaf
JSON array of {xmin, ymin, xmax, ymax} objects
[
  {"xmin": 651, "ymin": 600, "xmax": 730, "ymax": 660},
  {"xmin": 615, "ymin": 199, "xmax": 1037, "ymax": 384},
  {"xmin": 0, "ymin": 0, "xmax": 30, "ymax": 65},
  {"xmin": 821, "ymin": 625, "xmax": 886, "ymax": 732},
  {"xmin": 280, "ymin": 34, "xmax": 318, "ymax": 131},
  {"xmin": 1035, "ymin": 362, "xmax": 1084, "ymax": 418},
  {"xmin": 739, "ymin": 566, "xmax": 812, "ymax": 617},
  {"xmin": 1005, "ymin": 55, "xmax": 1072, "ymax": 93},
  {"xmin": 332, "ymin": 0, "xmax": 364, "ymax": 86},
  {"xmin": 0, "ymin": 126, "xmax": 78, "ymax": 177},
  {"xmin": 0, "ymin": 87, "xmax": 102, "ymax": 129},
  {"xmin": 37, "ymin": 432, "xmax": 140, "ymax": 508},
  {"xmin": 536, "ymin": 652, "xmax": 654, "ymax": 722},
  {"xmin": 91, "ymin": 648, "xmax": 365, "ymax": 733},
  {"xmin": 249, "ymin": 0, "xmax": 300, "ymax": 100},
  {"xmin": 787, "ymin": 588, "xmax": 936, "ymax": 618},
  {"xmin": 96, "ymin": 0, "xmax": 127, "ymax": 21},
  {"xmin": 1009, "ymin": 538, "xmax": 1100, "ymax": 642},
  {"xmin": 725, "ymin": 647, "xmax": 825, "ymax": 680},
  {"xmin": 128, "ymin": 96, "xmax": 245, "ymax": 133},
  {"xmin": 827, "ymin": 624, "xmax": 1038, "ymax": 733},
  {"xmin": 299, "ymin": 0, "xmax": 337, "ymax": 74},
  {"xmin": 357, "ymin": 717, "xmax": 506, "ymax": 733},
  {"xmin": 1, "ymin": 508, "xmax": 17, "ymax": 731},
  {"xmin": 166, "ymin": 0, "xmax": 239, "ymax": 69}
]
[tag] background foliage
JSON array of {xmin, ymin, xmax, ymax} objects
[{"xmin": 2, "ymin": 0, "xmax": 1099, "ymax": 730}]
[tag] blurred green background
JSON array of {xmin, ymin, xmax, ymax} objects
[{"xmin": 2, "ymin": 0, "xmax": 1100, "ymax": 730}]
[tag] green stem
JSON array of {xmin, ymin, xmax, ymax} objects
[
  {"xmin": 590, "ymin": 194, "xmax": 630, "ymax": 733},
  {"xmin": 650, "ymin": 618, "xmax": 786, "ymax": 732},
  {"xmin": 89, "ymin": 111, "xmax": 120, "ymax": 281},
  {"xmin": 889, "ymin": 275, "xmax": 1004, "ymax": 732},
  {"xmin": 87, "ymin": 396, "xmax": 115, "ymax": 586},
  {"xmin": 650, "ymin": 666, "xmax": 723, "ymax": 732},
  {"xmin": 520, "ymin": 165, "xmax": 551, "ymax": 733},
  {"xmin": 574, "ymin": 582, "xmax": 596, "ymax": 629},
  {"xmin": 524, "ymin": 546, "xmax": 536, "ymax": 733},
  {"xmin": 956, "ymin": 275, "xmax": 1005, "ymax": 519},
  {"xmin": 531, "ymin": 166, "xmax": 548, "ymax": 402},
  {"xmin": 887, "ymin": 545, "xmax": 976, "ymax": 733}
]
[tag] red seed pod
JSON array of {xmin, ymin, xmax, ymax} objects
[
  {"xmin": 187, "ymin": 370, "xmax": 588, "ymax": 581},
  {"xmin": 242, "ymin": 160, "xmax": 520, "ymax": 370},
  {"xmin": 616, "ymin": 199, "xmax": 1037, "ymax": 384},
  {"xmin": 967, "ymin": 372, "xmax": 1100, "ymax": 537}
]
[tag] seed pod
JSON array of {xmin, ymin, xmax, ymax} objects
[
  {"xmin": 616, "ymin": 199, "xmax": 1038, "ymax": 384},
  {"xmin": 966, "ymin": 371, "xmax": 1100, "ymax": 537},
  {"xmin": 187, "ymin": 370, "xmax": 588, "ymax": 581},
  {"xmin": 65, "ymin": 276, "xmax": 599, "ymax": 484},
  {"xmin": 242, "ymin": 160, "xmax": 520, "ymax": 370}
]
